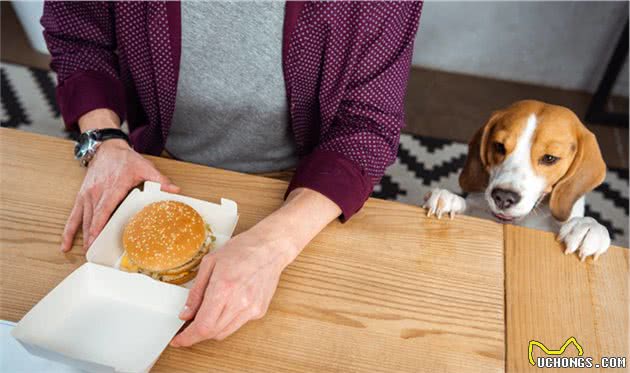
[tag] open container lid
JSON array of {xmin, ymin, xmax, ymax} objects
[{"xmin": 12, "ymin": 182, "xmax": 239, "ymax": 372}]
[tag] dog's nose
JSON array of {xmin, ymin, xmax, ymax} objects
[{"xmin": 491, "ymin": 188, "xmax": 521, "ymax": 209}]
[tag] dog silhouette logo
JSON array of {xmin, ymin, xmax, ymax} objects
[{"xmin": 528, "ymin": 337, "xmax": 584, "ymax": 366}]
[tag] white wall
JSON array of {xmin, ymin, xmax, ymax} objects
[
  {"xmin": 12, "ymin": 1, "xmax": 48, "ymax": 54},
  {"xmin": 413, "ymin": 1, "xmax": 629, "ymax": 97},
  {"xmin": 13, "ymin": 1, "xmax": 629, "ymax": 96}
]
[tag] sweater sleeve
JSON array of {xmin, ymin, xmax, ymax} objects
[
  {"xmin": 41, "ymin": 1, "xmax": 126, "ymax": 131},
  {"xmin": 286, "ymin": 2, "xmax": 422, "ymax": 221}
]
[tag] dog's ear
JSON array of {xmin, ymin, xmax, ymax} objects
[
  {"xmin": 459, "ymin": 112, "xmax": 500, "ymax": 192},
  {"xmin": 549, "ymin": 125, "xmax": 606, "ymax": 222}
]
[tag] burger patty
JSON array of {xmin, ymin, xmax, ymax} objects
[
  {"xmin": 160, "ymin": 266, "xmax": 200, "ymax": 282},
  {"xmin": 141, "ymin": 242, "xmax": 209, "ymax": 279},
  {"xmin": 124, "ymin": 226, "xmax": 216, "ymax": 282},
  {"xmin": 160, "ymin": 231, "xmax": 214, "ymax": 275}
]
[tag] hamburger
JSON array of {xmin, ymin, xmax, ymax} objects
[{"xmin": 119, "ymin": 200, "xmax": 215, "ymax": 284}]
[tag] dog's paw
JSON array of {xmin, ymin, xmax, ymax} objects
[
  {"xmin": 557, "ymin": 217, "xmax": 610, "ymax": 262},
  {"xmin": 422, "ymin": 188, "xmax": 466, "ymax": 219}
]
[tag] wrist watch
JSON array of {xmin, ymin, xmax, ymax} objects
[{"xmin": 74, "ymin": 128, "xmax": 131, "ymax": 167}]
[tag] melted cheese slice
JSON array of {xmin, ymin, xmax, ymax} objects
[{"xmin": 119, "ymin": 252, "xmax": 139, "ymax": 273}]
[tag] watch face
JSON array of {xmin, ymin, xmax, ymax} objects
[{"xmin": 74, "ymin": 131, "xmax": 99, "ymax": 160}]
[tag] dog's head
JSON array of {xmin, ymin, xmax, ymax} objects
[{"xmin": 459, "ymin": 100, "xmax": 606, "ymax": 223}]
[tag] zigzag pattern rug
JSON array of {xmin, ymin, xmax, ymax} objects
[{"xmin": 2, "ymin": 62, "xmax": 628, "ymax": 247}]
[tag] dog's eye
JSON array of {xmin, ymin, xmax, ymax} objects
[
  {"xmin": 493, "ymin": 142, "xmax": 506, "ymax": 155},
  {"xmin": 540, "ymin": 154, "xmax": 559, "ymax": 165}
]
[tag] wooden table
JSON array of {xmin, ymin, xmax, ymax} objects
[{"xmin": 0, "ymin": 129, "xmax": 627, "ymax": 372}]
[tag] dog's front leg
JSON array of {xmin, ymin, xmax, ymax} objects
[
  {"xmin": 557, "ymin": 217, "xmax": 611, "ymax": 261},
  {"xmin": 422, "ymin": 188, "xmax": 466, "ymax": 219}
]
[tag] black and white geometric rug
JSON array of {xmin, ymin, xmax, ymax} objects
[{"xmin": 2, "ymin": 62, "xmax": 628, "ymax": 247}]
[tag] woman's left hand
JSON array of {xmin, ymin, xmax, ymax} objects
[
  {"xmin": 170, "ymin": 229, "xmax": 296, "ymax": 346},
  {"xmin": 170, "ymin": 187, "xmax": 341, "ymax": 346}
]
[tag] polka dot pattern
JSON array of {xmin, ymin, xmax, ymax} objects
[
  {"xmin": 42, "ymin": 1, "xmax": 422, "ymax": 183},
  {"xmin": 287, "ymin": 2, "xmax": 422, "ymax": 181},
  {"xmin": 42, "ymin": 2, "xmax": 120, "ymax": 83},
  {"xmin": 43, "ymin": 1, "xmax": 178, "ymax": 152}
]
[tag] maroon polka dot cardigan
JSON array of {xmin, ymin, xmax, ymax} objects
[{"xmin": 42, "ymin": 1, "xmax": 422, "ymax": 220}]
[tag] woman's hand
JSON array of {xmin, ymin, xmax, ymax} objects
[
  {"xmin": 171, "ymin": 230, "xmax": 295, "ymax": 345},
  {"xmin": 61, "ymin": 109, "xmax": 180, "ymax": 252},
  {"xmin": 171, "ymin": 188, "xmax": 342, "ymax": 346}
]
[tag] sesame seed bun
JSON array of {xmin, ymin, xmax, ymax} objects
[{"xmin": 122, "ymin": 200, "xmax": 206, "ymax": 272}]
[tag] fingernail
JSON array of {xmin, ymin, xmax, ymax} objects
[
  {"xmin": 179, "ymin": 305, "xmax": 190, "ymax": 319},
  {"xmin": 170, "ymin": 340, "xmax": 180, "ymax": 347}
]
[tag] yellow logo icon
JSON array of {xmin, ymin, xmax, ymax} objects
[{"xmin": 528, "ymin": 337, "xmax": 584, "ymax": 366}]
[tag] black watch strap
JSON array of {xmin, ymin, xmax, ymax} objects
[{"xmin": 94, "ymin": 128, "xmax": 131, "ymax": 145}]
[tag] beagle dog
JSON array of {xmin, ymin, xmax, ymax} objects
[{"xmin": 423, "ymin": 100, "xmax": 610, "ymax": 261}]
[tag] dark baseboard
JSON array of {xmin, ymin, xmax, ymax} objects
[{"xmin": 404, "ymin": 66, "xmax": 628, "ymax": 169}]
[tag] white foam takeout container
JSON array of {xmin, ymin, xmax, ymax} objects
[{"xmin": 11, "ymin": 182, "xmax": 239, "ymax": 373}]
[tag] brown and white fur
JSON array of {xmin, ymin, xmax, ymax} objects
[{"xmin": 423, "ymin": 100, "xmax": 610, "ymax": 261}]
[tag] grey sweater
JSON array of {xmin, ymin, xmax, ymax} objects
[{"xmin": 166, "ymin": 1, "xmax": 298, "ymax": 173}]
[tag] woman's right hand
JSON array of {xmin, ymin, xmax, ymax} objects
[{"xmin": 61, "ymin": 111, "xmax": 180, "ymax": 252}]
